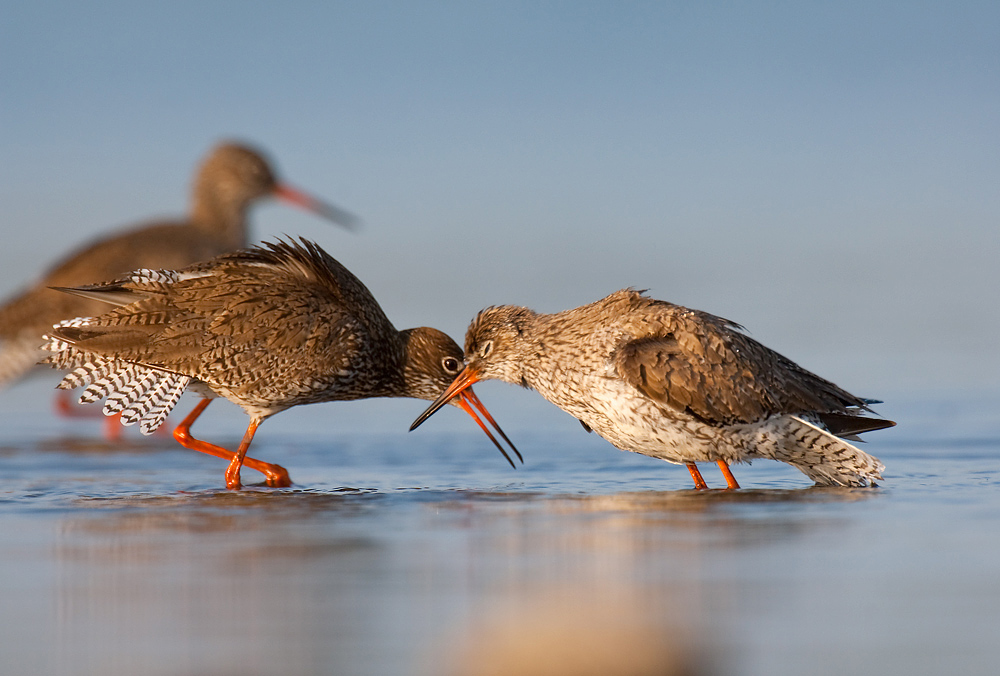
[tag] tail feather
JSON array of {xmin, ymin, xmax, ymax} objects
[
  {"xmin": 104, "ymin": 366, "xmax": 159, "ymax": 415},
  {"xmin": 49, "ymin": 268, "xmax": 183, "ymax": 308},
  {"xmin": 814, "ymin": 411, "xmax": 896, "ymax": 437},
  {"xmin": 41, "ymin": 317, "xmax": 190, "ymax": 434},
  {"xmin": 755, "ymin": 416, "xmax": 885, "ymax": 487},
  {"xmin": 127, "ymin": 372, "xmax": 189, "ymax": 435}
]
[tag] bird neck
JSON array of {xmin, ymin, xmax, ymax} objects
[
  {"xmin": 189, "ymin": 186, "xmax": 250, "ymax": 249},
  {"xmin": 490, "ymin": 311, "xmax": 540, "ymax": 390},
  {"xmin": 395, "ymin": 328, "xmax": 448, "ymax": 401}
]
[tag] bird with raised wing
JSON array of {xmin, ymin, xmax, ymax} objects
[
  {"xmin": 42, "ymin": 238, "xmax": 517, "ymax": 489},
  {"xmin": 0, "ymin": 142, "xmax": 357, "ymax": 391},
  {"xmin": 412, "ymin": 289, "xmax": 894, "ymax": 489}
]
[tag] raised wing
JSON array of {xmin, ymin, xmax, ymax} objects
[{"xmin": 46, "ymin": 240, "xmax": 388, "ymax": 397}]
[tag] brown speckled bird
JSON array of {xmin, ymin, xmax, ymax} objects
[
  {"xmin": 0, "ymin": 142, "xmax": 357, "ymax": 389},
  {"xmin": 412, "ymin": 289, "xmax": 894, "ymax": 489},
  {"xmin": 42, "ymin": 238, "xmax": 516, "ymax": 489}
]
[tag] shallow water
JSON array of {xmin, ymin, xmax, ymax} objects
[{"xmin": 1, "ymin": 379, "xmax": 998, "ymax": 676}]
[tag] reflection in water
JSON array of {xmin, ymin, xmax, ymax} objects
[
  {"xmin": 422, "ymin": 488, "xmax": 882, "ymax": 676},
  {"xmin": 439, "ymin": 592, "xmax": 714, "ymax": 676},
  {"xmin": 51, "ymin": 490, "xmax": 385, "ymax": 675},
  {"xmin": 44, "ymin": 487, "xmax": 863, "ymax": 675},
  {"xmin": 2, "ymin": 414, "xmax": 995, "ymax": 676}
]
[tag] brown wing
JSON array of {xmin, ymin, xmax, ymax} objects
[
  {"xmin": 51, "ymin": 240, "xmax": 392, "ymax": 399},
  {"xmin": 612, "ymin": 298, "xmax": 876, "ymax": 426},
  {"xmin": 0, "ymin": 223, "xmax": 233, "ymax": 384}
]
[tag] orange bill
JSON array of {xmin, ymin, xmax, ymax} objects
[
  {"xmin": 274, "ymin": 184, "xmax": 360, "ymax": 230},
  {"xmin": 410, "ymin": 366, "xmax": 522, "ymax": 468},
  {"xmin": 462, "ymin": 388, "xmax": 523, "ymax": 465}
]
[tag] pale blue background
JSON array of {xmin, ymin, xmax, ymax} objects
[
  {"xmin": 2, "ymin": 7, "xmax": 999, "ymax": 674},
  {"xmin": 2, "ymin": 1, "xmax": 998, "ymax": 408}
]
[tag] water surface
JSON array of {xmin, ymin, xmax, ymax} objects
[{"xmin": 1, "ymin": 380, "xmax": 997, "ymax": 675}]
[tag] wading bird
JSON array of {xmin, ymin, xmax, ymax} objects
[
  {"xmin": 43, "ymin": 239, "xmax": 516, "ymax": 488},
  {"xmin": 412, "ymin": 289, "xmax": 893, "ymax": 489}
]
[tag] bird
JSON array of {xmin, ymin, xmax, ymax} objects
[
  {"xmin": 41, "ymin": 238, "xmax": 518, "ymax": 489},
  {"xmin": 0, "ymin": 141, "xmax": 357, "ymax": 392},
  {"xmin": 411, "ymin": 289, "xmax": 894, "ymax": 489}
]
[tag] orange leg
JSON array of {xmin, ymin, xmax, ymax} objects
[
  {"xmin": 55, "ymin": 390, "xmax": 172, "ymax": 440},
  {"xmin": 716, "ymin": 460, "xmax": 741, "ymax": 490},
  {"xmin": 55, "ymin": 390, "xmax": 123, "ymax": 440},
  {"xmin": 687, "ymin": 463, "xmax": 709, "ymax": 490},
  {"xmin": 103, "ymin": 412, "xmax": 124, "ymax": 441},
  {"xmin": 172, "ymin": 399, "xmax": 291, "ymax": 489},
  {"xmin": 224, "ymin": 418, "xmax": 262, "ymax": 489},
  {"xmin": 55, "ymin": 389, "xmax": 86, "ymax": 417}
]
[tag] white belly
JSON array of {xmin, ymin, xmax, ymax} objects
[
  {"xmin": 526, "ymin": 365, "xmax": 883, "ymax": 486},
  {"xmin": 534, "ymin": 370, "xmax": 743, "ymax": 465}
]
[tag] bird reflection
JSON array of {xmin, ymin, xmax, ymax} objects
[{"xmin": 438, "ymin": 593, "xmax": 718, "ymax": 676}]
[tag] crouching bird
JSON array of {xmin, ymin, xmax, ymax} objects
[
  {"xmin": 412, "ymin": 289, "xmax": 893, "ymax": 489},
  {"xmin": 43, "ymin": 238, "xmax": 517, "ymax": 489}
]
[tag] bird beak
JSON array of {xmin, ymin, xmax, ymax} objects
[
  {"xmin": 411, "ymin": 366, "xmax": 523, "ymax": 469},
  {"xmin": 273, "ymin": 184, "xmax": 361, "ymax": 231}
]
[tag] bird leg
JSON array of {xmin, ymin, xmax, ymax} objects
[
  {"xmin": 55, "ymin": 390, "xmax": 173, "ymax": 440},
  {"xmin": 686, "ymin": 463, "xmax": 709, "ymax": 490},
  {"xmin": 716, "ymin": 460, "xmax": 741, "ymax": 490},
  {"xmin": 224, "ymin": 419, "xmax": 261, "ymax": 490},
  {"xmin": 172, "ymin": 399, "xmax": 292, "ymax": 489},
  {"xmin": 55, "ymin": 388, "xmax": 93, "ymax": 417},
  {"xmin": 55, "ymin": 390, "xmax": 123, "ymax": 441}
]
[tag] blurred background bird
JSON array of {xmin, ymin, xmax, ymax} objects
[{"xmin": 0, "ymin": 141, "xmax": 358, "ymax": 392}]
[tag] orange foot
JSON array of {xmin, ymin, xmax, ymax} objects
[{"xmin": 173, "ymin": 399, "xmax": 292, "ymax": 489}]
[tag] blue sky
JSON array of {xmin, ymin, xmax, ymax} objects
[{"xmin": 2, "ymin": 1, "xmax": 998, "ymax": 408}]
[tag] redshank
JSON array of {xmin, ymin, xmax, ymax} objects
[
  {"xmin": 0, "ymin": 142, "xmax": 357, "ymax": 390},
  {"xmin": 42, "ymin": 238, "xmax": 518, "ymax": 489},
  {"xmin": 411, "ymin": 289, "xmax": 894, "ymax": 489}
]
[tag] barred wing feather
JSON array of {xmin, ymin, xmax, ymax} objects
[{"xmin": 41, "ymin": 318, "xmax": 191, "ymax": 434}]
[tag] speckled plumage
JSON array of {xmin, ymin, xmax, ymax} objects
[
  {"xmin": 415, "ymin": 289, "xmax": 894, "ymax": 488},
  {"xmin": 0, "ymin": 142, "xmax": 355, "ymax": 387},
  {"xmin": 41, "ymin": 238, "xmax": 491, "ymax": 489}
]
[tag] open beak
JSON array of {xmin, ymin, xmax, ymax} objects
[
  {"xmin": 274, "ymin": 184, "xmax": 360, "ymax": 231},
  {"xmin": 411, "ymin": 366, "xmax": 523, "ymax": 469}
]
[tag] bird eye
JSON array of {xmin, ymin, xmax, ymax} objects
[
  {"xmin": 479, "ymin": 341, "xmax": 493, "ymax": 359},
  {"xmin": 442, "ymin": 357, "xmax": 461, "ymax": 374}
]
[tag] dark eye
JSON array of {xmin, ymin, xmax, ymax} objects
[{"xmin": 442, "ymin": 357, "xmax": 461, "ymax": 374}]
